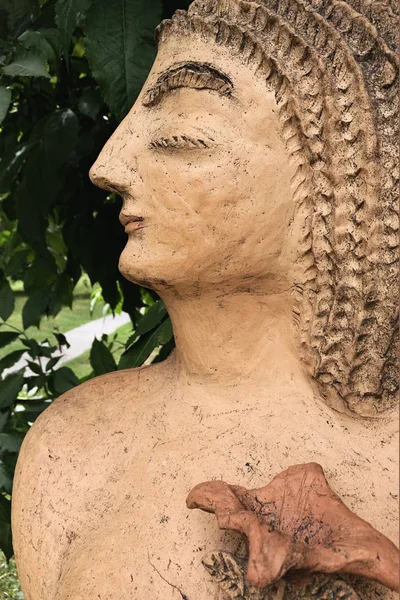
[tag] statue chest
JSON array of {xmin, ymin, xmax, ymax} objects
[{"xmin": 53, "ymin": 400, "xmax": 398, "ymax": 600}]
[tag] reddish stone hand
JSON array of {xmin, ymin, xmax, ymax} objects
[{"xmin": 186, "ymin": 463, "xmax": 399, "ymax": 592}]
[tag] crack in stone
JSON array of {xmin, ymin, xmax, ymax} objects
[{"xmin": 147, "ymin": 552, "xmax": 190, "ymax": 600}]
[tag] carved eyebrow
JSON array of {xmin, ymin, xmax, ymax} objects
[{"xmin": 142, "ymin": 62, "xmax": 234, "ymax": 107}]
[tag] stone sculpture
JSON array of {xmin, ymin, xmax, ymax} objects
[{"xmin": 12, "ymin": 1, "xmax": 399, "ymax": 599}]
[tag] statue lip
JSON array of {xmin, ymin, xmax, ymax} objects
[
  {"xmin": 119, "ymin": 212, "xmax": 144, "ymax": 226},
  {"xmin": 119, "ymin": 213, "xmax": 146, "ymax": 233}
]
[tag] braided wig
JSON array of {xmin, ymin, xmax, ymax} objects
[{"xmin": 156, "ymin": 0, "xmax": 399, "ymax": 417}]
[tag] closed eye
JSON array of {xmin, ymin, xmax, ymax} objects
[{"xmin": 149, "ymin": 135, "xmax": 215, "ymax": 150}]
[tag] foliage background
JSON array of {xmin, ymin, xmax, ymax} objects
[{"xmin": 0, "ymin": 0, "xmax": 191, "ymax": 565}]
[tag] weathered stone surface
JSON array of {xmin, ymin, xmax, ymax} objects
[{"xmin": 12, "ymin": 1, "xmax": 398, "ymax": 599}]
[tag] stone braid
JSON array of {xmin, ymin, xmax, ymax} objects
[
  {"xmin": 298, "ymin": 0, "xmax": 399, "ymax": 411},
  {"xmin": 157, "ymin": 0, "xmax": 398, "ymax": 415},
  {"xmin": 312, "ymin": 0, "xmax": 399, "ymax": 51},
  {"xmin": 249, "ymin": 0, "xmax": 386, "ymax": 411},
  {"xmin": 246, "ymin": 0, "xmax": 399, "ymax": 414}
]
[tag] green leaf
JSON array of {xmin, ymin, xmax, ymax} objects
[
  {"xmin": 0, "ymin": 433, "xmax": 23, "ymax": 453},
  {"xmin": 5, "ymin": 249, "xmax": 30, "ymax": 279},
  {"xmin": 23, "ymin": 258, "xmax": 57, "ymax": 294},
  {"xmin": 19, "ymin": 29, "xmax": 55, "ymax": 63},
  {"xmin": 0, "ymin": 493, "xmax": 10, "ymax": 522},
  {"xmin": 118, "ymin": 318, "xmax": 173, "ymax": 370},
  {"xmin": 2, "ymin": 46, "xmax": 51, "ymax": 78},
  {"xmin": 0, "ymin": 86, "xmax": 11, "ymax": 126},
  {"xmin": 22, "ymin": 288, "xmax": 51, "ymax": 329},
  {"xmin": 1, "ymin": 448, "xmax": 18, "ymax": 482},
  {"xmin": 90, "ymin": 337, "xmax": 117, "ymax": 375},
  {"xmin": 38, "ymin": 344, "xmax": 57, "ymax": 358},
  {"xmin": 17, "ymin": 401, "xmax": 49, "ymax": 415},
  {"xmin": 152, "ymin": 338, "xmax": 175, "ymax": 363},
  {"xmin": 1, "ymin": 0, "xmax": 36, "ymax": 33},
  {"xmin": 0, "ymin": 373, "xmax": 24, "ymax": 409},
  {"xmin": 54, "ymin": 332, "xmax": 70, "ymax": 348},
  {"xmin": 0, "ymin": 349, "xmax": 25, "ymax": 372},
  {"xmin": 24, "ymin": 374, "xmax": 45, "ymax": 391},
  {"xmin": 51, "ymin": 366, "xmax": 79, "ymax": 395},
  {"xmin": 0, "ymin": 280, "xmax": 15, "ymax": 321},
  {"xmin": 17, "ymin": 408, "xmax": 44, "ymax": 423},
  {"xmin": 0, "ymin": 411, "xmax": 9, "ymax": 433},
  {"xmin": 0, "ymin": 332, "xmax": 19, "ymax": 349},
  {"xmin": 15, "ymin": 179, "xmax": 47, "ymax": 253},
  {"xmin": 77, "ymin": 88, "xmax": 103, "ymax": 120},
  {"xmin": 85, "ymin": 0, "xmax": 162, "ymax": 121},
  {"xmin": 55, "ymin": 0, "xmax": 93, "ymax": 58},
  {"xmin": 48, "ymin": 273, "xmax": 74, "ymax": 316},
  {"xmin": 39, "ymin": 28, "xmax": 61, "ymax": 56},
  {"xmin": 43, "ymin": 109, "xmax": 79, "ymax": 164},
  {"xmin": 0, "ymin": 140, "xmax": 37, "ymax": 194},
  {"xmin": 135, "ymin": 300, "xmax": 167, "ymax": 337},
  {"xmin": 0, "ymin": 463, "xmax": 12, "ymax": 494},
  {"xmin": 45, "ymin": 355, "xmax": 61, "ymax": 371},
  {"xmin": 0, "ymin": 39, "xmax": 12, "ymax": 55},
  {"xmin": 19, "ymin": 111, "xmax": 79, "ymax": 224},
  {"xmin": 21, "ymin": 338, "xmax": 40, "ymax": 358},
  {"xmin": 17, "ymin": 112, "xmax": 79, "ymax": 224},
  {"xmin": 27, "ymin": 360, "xmax": 42, "ymax": 375},
  {"xmin": 158, "ymin": 318, "xmax": 173, "ymax": 344},
  {"xmin": 47, "ymin": 229, "xmax": 67, "ymax": 257},
  {"xmin": 17, "ymin": 400, "xmax": 50, "ymax": 423},
  {"xmin": 124, "ymin": 332, "xmax": 138, "ymax": 349},
  {"xmin": 0, "ymin": 494, "xmax": 13, "ymax": 561}
]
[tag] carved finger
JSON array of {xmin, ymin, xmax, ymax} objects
[
  {"xmin": 215, "ymin": 509, "xmax": 297, "ymax": 587},
  {"xmin": 186, "ymin": 480, "xmax": 244, "ymax": 514}
]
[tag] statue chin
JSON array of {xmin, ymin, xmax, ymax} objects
[
  {"xmin": 11, "ymin": 0, "xmax": 399, "ymax": 599},
  {"xmin": 118, "ymin": 241, "xmax": 179, "ymax": 291},
  {"xmin": 119, "ymin": 250, "xmax": 193, "ymax": 292},
  {"xmin": 118, "ymin": 255, "xmax": 161, "ymax": 290}
]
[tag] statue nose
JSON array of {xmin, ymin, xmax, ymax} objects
[
  {"xmin": 90, "ymin": 163, "xmax": 115, "ymax": 193},
  {"xmin": 89, "ymin": 153, "xmax": 135, "ymax": 195},
  {"xmin": 89, "ymin": 122, "xmax": 140, "ymax": 194}
]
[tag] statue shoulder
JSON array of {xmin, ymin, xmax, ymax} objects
[
  {"xmin": 11, "ymin": 362, "xmax": 169, "ymax": 600},
  {"xmin": 18, "ymin": 361, "xmax": 168, "ymax": 452},
  {"xmin": 14, "ymin": 358, "xmax": 175, "ymax": 480}
]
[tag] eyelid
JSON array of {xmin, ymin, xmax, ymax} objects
[{"xmin": 149, "ymin": 135, "xmax": 215, "ymax": 150}]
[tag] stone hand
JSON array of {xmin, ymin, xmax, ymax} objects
[{"xmin": 186, "ymin": 463, "xmax": 399, "ymax": 592}]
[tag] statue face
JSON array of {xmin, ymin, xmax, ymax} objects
[{"xmin": 90, "ymin": 35, "xmax": 298, "ymax": 293}]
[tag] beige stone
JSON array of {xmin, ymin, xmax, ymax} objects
[{"xmin": 12, "ymin": 1, "xmax": 399, "ymax": 599}]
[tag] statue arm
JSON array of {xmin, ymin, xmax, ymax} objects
[
  {"xmin": 11, "ymin": 391, "xmax": 83, "ymax": 600},
  {"xmin": 11, "ymin": 369, "xmax": 142, "ymax": 600}
]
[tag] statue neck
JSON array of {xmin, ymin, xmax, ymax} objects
[{"xmin": 160, "ymin": 287, "xmax": 312, "ymax": 394}]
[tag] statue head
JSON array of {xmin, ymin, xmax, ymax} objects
[{"xmin": 90, "ymin": 0, "xmax": 398, "ymax": 417}]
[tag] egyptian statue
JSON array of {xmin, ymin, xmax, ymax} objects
[{"xmin": 11, "ymin": 0, "xmax": 399, "ymax": 599}]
